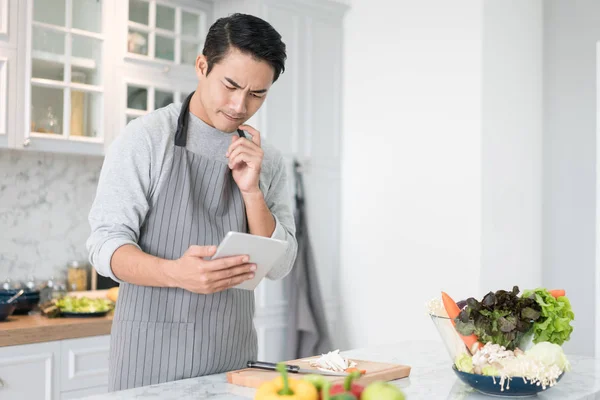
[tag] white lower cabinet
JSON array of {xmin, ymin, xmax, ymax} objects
[
  {"xmin": 0, "ymin": 341, "xmax": 60, "ymax": 399},
  {"xmin": 0, "ymin": 335, "xmax": 110, "ymax": 399}
]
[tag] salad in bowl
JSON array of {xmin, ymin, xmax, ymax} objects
[{"xmin": 428, "ymin": 286, "xmax": 574, "ymax": 395}]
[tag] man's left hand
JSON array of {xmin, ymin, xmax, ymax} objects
[{"xmin": 227, "ymin": 124, "xmax": 264, "ymax": 195}]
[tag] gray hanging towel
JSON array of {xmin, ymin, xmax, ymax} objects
[{"xmin": 284, "ymin": 160, "xmax": 332, "ymax": 360}]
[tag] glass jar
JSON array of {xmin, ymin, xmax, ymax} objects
[
  {"xmin": 67, "ymin": 261, "xmax": 88, "ymax": 292},
  {"xmin": 1, "ymin": 279, "xmax": 11, "ymax": 291},
  {"xmin": 24, "ymin": 275, "xmax": 37, "ymax": 291},
  {"xmin": 52, "ymin": 281, "xmax": 67, "ymax": 299},
  {"xmin": 70, "ymin": 71, "xmax": 86, "ymax": 136},
  {"xmin": 38, "ymin": 106, "xmax": 60, "ymax": 134}
]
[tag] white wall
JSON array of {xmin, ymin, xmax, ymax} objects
[
  {"xmin": 481, "ymin": 1, "xmax": 543, "ymax": 292},
  {"xmin": 340, "ymin": 0, "xmax": 484, "ymax": 349},
  {"xmin": 340, "ymin": 0, "xmax": 544, "ymax": 351},
  {"xmin": 543, "ymin": 0, "xmax": 600, "ymax": 357}
]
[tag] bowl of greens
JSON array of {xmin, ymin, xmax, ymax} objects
[
  {"xmin": 427, "ymin": 286, "xmax": 574, "ymax": 397},
  {"xmin": 54, "ymin": 296, "xmax": 114, "ymax": 317}
]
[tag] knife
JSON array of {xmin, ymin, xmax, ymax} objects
[{"xmin": 247, "ymin": 361, "xmax": 349, "ymax": 377}]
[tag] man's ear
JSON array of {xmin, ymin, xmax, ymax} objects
[{"xmin": 196, "ymin": 54, "xmax": 208, "ymax": 79}]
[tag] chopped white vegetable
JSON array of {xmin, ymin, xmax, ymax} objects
[
  {"xmin": 308, "ymin": 349, "xmax": 357, "ymax": 372},
  {"xmin": 471, "ymin": 342, "xmax": 566, "ymax": 391}
]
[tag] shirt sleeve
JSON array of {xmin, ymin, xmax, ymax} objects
[
  {"xmin": 86, "ymin": 121, "xmax": 153, "ymax": 283},
  {"xmin": 263, "ymin": 152, "xmax": 298, "ymax": 280}
]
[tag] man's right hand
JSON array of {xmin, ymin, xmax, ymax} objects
[{"xmin": 168, "ymin": 245, "xmax": 256, "ymax": 294}]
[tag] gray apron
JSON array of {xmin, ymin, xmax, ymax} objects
[{"xmin": 108, "ymin": 93, "xmax": 257, "ymax": 391}]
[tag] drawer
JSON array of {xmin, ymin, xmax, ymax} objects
[
  {"xmin": 60, "ymin": 385, "xmax": 108, "ymax": 399},
  {"xmin": 60, "ymin": 335, "xmax": 110, "ymax": 392}
]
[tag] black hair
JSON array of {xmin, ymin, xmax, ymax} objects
[{"xmin": 202, "ymin": 13, "xmax": 287, "ymax": 82}]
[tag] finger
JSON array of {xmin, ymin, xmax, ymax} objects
[
  {"xmin": 228, "ymin": 146, "xmax": 260, "ymax": 165},
  {"xmin": 211, "ymin": 272, "xmax": 255, "ymax": 292},
  {"xmin": 204, "ymin": 254, "xmax": 249, "ymax": 271},
  {"xmin": 227, "ymin": 136, "xmax": 259, "ymax": 157},
  {"xmin": 226, "ymin": 136, "xmax": 247, "ymax": 157},
  {"xmin": 238, "ymin": 124, "xmax": 261, "ymax": 147},
  {"xmin": 208, "ymin": 263, "xmax": 256, "ymax": 282},
  {"xmin": 186, "ymin": 245, "xmax": 217, "ymax": 258},
  {"xmin": 229, "ymin": 152, "xmax": 260, "ymax": 170}
]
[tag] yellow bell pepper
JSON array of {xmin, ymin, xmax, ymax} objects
[{"xmin": 254, "ymin": 363, "xmax": 319, "ymax": 400}]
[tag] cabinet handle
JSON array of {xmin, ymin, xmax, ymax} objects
[
  {"xmin": 0, "ymin": 377, "xmax": 4, "ymax": 387},
  {"xmin": 23, "ymin": 138, "xmax": 31, "ymax": 147}
]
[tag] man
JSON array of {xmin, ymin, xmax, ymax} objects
[{"xmin": 86, "ymin": 13, "xmax": 297, "ymax": 391}]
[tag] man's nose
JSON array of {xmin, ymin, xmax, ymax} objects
[{"xmin": 230, "ymin": 92, "xmax": 247, "ymax": 115}]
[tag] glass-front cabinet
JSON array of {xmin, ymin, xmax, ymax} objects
[
  {"xmin": 0, "ymin": 0, "xmax": 18, "ymax": 149},
  {"xmin": 12, "ymin": 0, "xmax": 210, "ymax": 155},
  {"xmin": 126, "ymin": 0, "xmax": 208, "ymax": 67},
  {"xmin": 125, "ymin": 81, "xmax": 191, "ymax": 125},
  {"xmin": 27, "ymin": 0, "xmax": 105, "ymax": 149},
  {"xmin": 118, "ymin": 0, "xmax": 205, "ymax": 132}
]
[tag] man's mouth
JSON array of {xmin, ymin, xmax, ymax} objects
[{"xmin": 222, "ymin": 113, "xmax": 243, "ymax": 122}]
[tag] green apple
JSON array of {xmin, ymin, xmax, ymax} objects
[
  {"xmin": 303, "ymin": 374, "xmax": 328, "ymax": 390},
  {"xmin": 361, "ymin": 381, "xmax": 406, "ymax": 400}
]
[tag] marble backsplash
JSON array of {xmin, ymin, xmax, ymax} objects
[{"xmin": 0, "ymin": 149, "xmax": 104, "ymax": 285}]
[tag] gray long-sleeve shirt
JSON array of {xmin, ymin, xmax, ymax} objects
[{"xmin": 86, "ymin": 102, "xmax": 297, "ymax": 284}]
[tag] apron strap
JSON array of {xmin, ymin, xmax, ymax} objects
[
  {"xmin": 175, "ymin": 92, "xmax": 194, "ymax": 147},
  {"xmin": 175, "ymin": 91, "xmax": 246, "ymax": 147}
]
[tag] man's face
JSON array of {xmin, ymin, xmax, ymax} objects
[{"xmin": 195, "ymin": 47, "xmax": 274, "ymax": 132}]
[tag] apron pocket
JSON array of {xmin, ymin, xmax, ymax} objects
[{"xmin": 109, "ymin": 320, "xmax": 195, "ymax": 390}]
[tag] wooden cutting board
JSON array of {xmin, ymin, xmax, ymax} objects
[{"xmin": 226, "ymin": 357, "xmax": 411, "ymax": 388}]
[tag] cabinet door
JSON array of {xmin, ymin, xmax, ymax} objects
[
  {"xmin": 60, "ymin": 335, "xmax": 110, "ymax": 392},
  {"xmin": 0, "ymin": 341, "xmax": 61, "ymax": 400},
  {"xmin": 19, "ymin": 0, "xmax": 108, "ymax": 155},
  {"xmin": 123, "ymin": 0, "xmax": 211, "ymax": 68},
  {"xmin": 0, "ymin": 0, "xmax": 18, "ymax": 48},
  {"xmin": 0, "ymin": 47, "xmax": 14, "ymax": 148},
  {"xmin": 119, "ymin": 71, "xmax": 194, "ymax": 132}
]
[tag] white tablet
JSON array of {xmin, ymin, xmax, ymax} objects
[{"xmin": 210, "ymin": 231, "xmax": 288, "ymax": 290}]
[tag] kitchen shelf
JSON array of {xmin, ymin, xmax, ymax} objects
[
  {"xmin": 32, "ymin": 50, "xmax": 97, "ymax": 70},
  {"xmin": 30, "ymin": 132, "xmax": 103, "ymax": 143},
  {"xmin": 125, "ymin": 108, "xmax": 147, "ymax": 117}
]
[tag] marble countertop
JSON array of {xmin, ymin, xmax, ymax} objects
[{"xmin": 83, "ymin": 340, "xmax": 600, "ymax": 400}]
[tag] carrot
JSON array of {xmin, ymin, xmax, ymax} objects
[
  {"xmin": 442, "ymin": 291, "xmax": 461, "ymax": 320},
  {"xmin": 549, "ymin": 289, "xmax": 566, "ymax": 298},
  {"xmin": 441, "ymin": 291, "xmax": 483, "ymax": 352},
  {"xmin": 345, "ymin": 367, "xmax": 366, "ymax": 375}
]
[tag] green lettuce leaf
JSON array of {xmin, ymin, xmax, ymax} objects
[
  {"xmin": 455, "ymin": 353, "xmax": 474, "ymax": 373},
  {"xmin": 522, "ymin": 288, "xmax": 574, "ymax": 345},
  {"xmin": 482, "ymin": 365, "xmax": 500, "ymax": 376}
]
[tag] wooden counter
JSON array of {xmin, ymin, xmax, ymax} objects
[{"xmin": 0, "ymin": 313, "xmax": 113, "ymax": 347}]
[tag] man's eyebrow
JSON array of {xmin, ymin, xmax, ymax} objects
[{"xmin": 225, "ymin": 77, "xmax": 268, "ymax": 94}]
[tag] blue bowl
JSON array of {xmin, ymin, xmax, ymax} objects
[
  {"xmin": 0, "ymin": 302, "xmax": 17, "ymax": 322},
  {"xmin": 452, "ymin": 365, "xmax": 564, "ymax": 397},
  {"xmin": 0, "ymin": 290, "xmax": 40, "ymax": 315}
]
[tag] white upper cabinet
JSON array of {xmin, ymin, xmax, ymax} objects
[
  {"xmin": 0, "ymin": 47, "xmax": 15, "ymax": 149},
  {"xmin": 0, "ymin": 0, "xmax": 19, "ymax": 48},
  {"xmin": 124, "ymin": 0, "xmax": 209, "ymax": 68},
  {"xmin": 0, "ymin": 2, "xmax": 20, "ymax": 148},
  {"xmin": 115, "ymin": 0, "xmax": 211, "ymax": 134},
  {"xmin": 10, "ymin": 0, "xmax": 210, "ymax": 155},
  {"xmin": 14, "ymin": 0, "xmax": 108, "ymax": 155}
]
